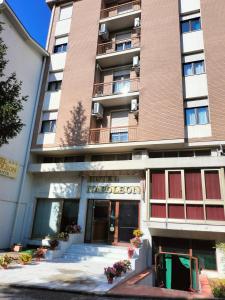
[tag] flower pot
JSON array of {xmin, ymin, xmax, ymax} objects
[
  {"xmin": 128, "ymin": 249, "xmax": 134, "ymax": 259},
  {"xmin": 13, "ymin": 245, "xmax": 22, "ymax": 252},
  {"xmin": 107, "ymin": 277, "xmax": 113, "ymax": 284},
  {"xmin": 1, "ymin": 264, "xmax": 8, "ymax": 269}
]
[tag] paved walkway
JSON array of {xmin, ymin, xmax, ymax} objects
[{"xmin": 0, "ymin": 258, "xmax": 130, "ymax": 294}]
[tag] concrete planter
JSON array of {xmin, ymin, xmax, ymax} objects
[{"xmin": 45, "ymin": 233, "xmax": 83, "ymax": 261}]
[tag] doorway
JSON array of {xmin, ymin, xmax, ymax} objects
[{"xmin": 85, "ymin": 200, "xmax": 139, "ymax": 245}]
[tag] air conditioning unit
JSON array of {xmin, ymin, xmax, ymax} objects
[
  {"xmin": 132, "ymin": 150, "xmax": 148, "ymax": 160},
  {"xmin": 131, "ymin": 99, "xmax": 138, "ymax": 112},
  {"xmin": 92, "ymin": 102, "xmax": 103, "ymax": 118},
  {"xmin": 133, "ymin": 56, "xmax": 140, "ymax": 75},
  {"xmin": 99, "ymin": 23, "xmax": 109, "ymax": 41},
  {"xmin": 134, "ymin": 17, "xmax": 141, "ymax": 28},
  {"xmin": 133, "ymin": 56, "xmax": 140, "ymax": 67}
]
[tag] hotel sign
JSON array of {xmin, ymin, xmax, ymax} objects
[
  {"xmin": 87, "ymin": 185, "xmax": 141, "ymax": 195},
  {"xmin": 0, "ymin": 156, "xmax": 19, "ymax": 179}
]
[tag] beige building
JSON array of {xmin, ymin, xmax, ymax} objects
[{"xmin": 15, "ymin": 0, "xmax": 225, "ymax": 286}]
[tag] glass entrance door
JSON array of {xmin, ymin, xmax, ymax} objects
[
  {"xmin": 92, "ymin": 200, "xmax": 109, "ymax": 243},
  {"xmin": 118, "ymin": 201, "xmax": 139, "ymax": 243}
]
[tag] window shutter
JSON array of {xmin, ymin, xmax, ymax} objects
[
  {"xmin": 111, "ymin": 111, "xmax": 128, "ymax": 132},
  {"xmin": 48, "ymin": 71, "xmax": 63, "ymax": 82},
  {"xmin": 55, "ymin": 36, "xmax": 68, "ymax": 46},
  {"xmin": 185, "ymin": 170, "xmax": 203, "ymax": 200},
  {"xmin": 42, "ymin": 112, "xmax": 58, "ymax": 121},
  {"xmin": 116, "ymin": 32, "xmax": 131, "ymax": 41},
  {"xmin": 205, "ymin": 171, "xmax": 221, "ymax": 199},
  {"xmin": 59, "ymin": 5, "xmax": 73, "ymax": 20},
  {"xmin": 151, "ymin": 171, "xmax": 166, "ymax": 200},
  {"xmin": 168, "ymin": 171, "xmax": 182, "ymax": 198}
]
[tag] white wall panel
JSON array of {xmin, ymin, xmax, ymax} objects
[
  {"xmin": 182, "ymin": 31, "xmax": 204, "ymax": 54},
  {"xmin": 184, "ymin": 74, "xmax": 208, "ymax": 99}
]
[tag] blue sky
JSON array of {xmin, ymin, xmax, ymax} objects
[{"xmin": 7, "ymin": 0, "xmax": 51, "ymax": 48}]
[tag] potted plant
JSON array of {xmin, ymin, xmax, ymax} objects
[
  {"xmin": 49, "ymin": 239, "xmax": 59, "ymax": 250},
  {"xmin": 65, "ymin": 223, "xmax": 81, "ymax": 234},
  {"xmin": 19, "ymin": 253, "xmax": 32, "ymax": 265},
  {"xmin": 113, "ymin": 261, "xmax": 125, "ymax": 277},
  {"xmin": 104, "ymin": 267, "xmax": 117, "ymax": 284},
  {"xmin": 35, "ymin": 247, "xmax": 47, "ymax": 261},
  {"xmin": 130, "ymin": 237, "xmax": 142, "ymax": 248},
  {"xmin": 133, "ymin": 228, "xmax": 143, "ymax": 238},
  {"xmin": 123, "ymin": 260, "xmax": 131, "ymax": 272},
  {"xmin": 57, "ymin": 232, "xmax": 69, "ymax": 241},
  {"xmin": 0, "ymin": 255, "xmax": 13, "ymax": 269},
  {"xmin": 11, "ymin": 243, "xmax": 23, "ymax": 252},
  {"xmin": 128, "ymin": 246, "xmax": 135, "ymax": 259}
]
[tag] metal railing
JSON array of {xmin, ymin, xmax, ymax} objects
[
  {"xmin": 93, "ymin": 78, "xmax": 140, "ymax": 97},
  {"xmin": 89, "ymin": 126, "xmax": 138, "ymax": 144},
  {"xmin": 100, "ymin": 0, "xmax": 141, "ymax": 19},
  {"xmin": 97, "ymin": 35, "xmax": 141, "ymax": 55}
]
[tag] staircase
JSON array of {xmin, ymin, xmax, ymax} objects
[{"xmin": 63, "ymin": 243, "xmax": 128, "ymax": 264}]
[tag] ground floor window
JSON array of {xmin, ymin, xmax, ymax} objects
[{"xmin": 32, "ymin": 198, "xmax": 79, "ymax": 239}]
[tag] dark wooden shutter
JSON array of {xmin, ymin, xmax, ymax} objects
[{"xmin": 185, "ymin": 170, "xmax": 203, "ymax": 200}]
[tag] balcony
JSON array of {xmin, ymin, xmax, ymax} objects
[
  {"xmin": 93, "ymin": 78, "xmax": 140, "ymax": 106},
  {"xmin": 100, "ymin": 0, "xmax": 141, "ymax": 32},
  {"xmin": 101, "ymin": 0, "xmax": 141, "ymax": 19},
  {"xmin": 89, "ymin": 126, "xmax": 138, "ymax": 144},
  {"xmin": 97, "ymin": 35, "xmax": 141, "ymax": 68}
]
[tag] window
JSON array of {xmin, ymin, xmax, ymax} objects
[
  {"xmin": 205, "ymin": 171, "xmax": 221, "ymax": 199},
  {"xmin": 185, "ymin": 106, "xmax": 209, "ymax": 126},
  {"xmin": 117, "ymin": 2, "xmax": 132, "ymax": 14},
  {"xmin": 59, "ymin": 4, "xmax": 73, "ymax": 20},
  {"xmin": 151, "ymin": 171, "xmax": 166, "ymax": 200},
  {"xmin": 181, "ymin": 18, "xmax": 201, "ymax": 33},
  {"xmin": 54, "ymin": 43, "xmax": 67, "ymax": 53},
  {"xmin": 168, "ymin": 205, "xmax": 185, "ymax": 219},
  {"xmin": 116, "ymin": 32, "xmax": 132, "ymax": 52},
  {"xmin": 41, "ymin": 120, "xmax": 56, "ymax": 133},
  {"xmin": 168, "ymin": 171, "xmax": 182, "ymax": 199},
  {"xmin": 113, "ymin": 70, "xmax": 130, "ymax": 94},
  {"xmin": 183, "ymin": 60, "xmax": 205, "ymax": 76},
  {"xmin": 54, "ymin": 36, "xmax": 68, "ymax": 53},
  {"xmin": 185, "ymin": 170, "xmax": 203, "ymax": 200},
  {"xmin": 151, "ymin": 204, "xmax": 166, "ymax": 218},
  {"xmin": 206, "ymin": 206, "xmax": 225, "ymax": 221},
  {"xmin": 110, "ymin": 110, "xmax": 129, "ymax": 143},
  {"xmin": 47, "ymin": 80, "xmax": 62, "ymax": 92},
  {"xmin": 186, "ymin": 205, "xmax": 204, "ymax": 220},
  {"xmin": 32, "ymin": 198, "xmax": 79, "ymax": 238}
]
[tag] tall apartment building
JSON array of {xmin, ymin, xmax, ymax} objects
[{"xmin": 12, "ymin": 0, "xmax": 225, "ymax": 280}]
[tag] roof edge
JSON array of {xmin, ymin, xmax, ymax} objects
[{"xmin": 0, "ymin": 0, "xmax": 49, "ymax": 56}]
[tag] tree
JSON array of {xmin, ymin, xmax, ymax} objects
[{"xmin": 0, "ymin": 23, "xmax": 27, "ymax": 147}]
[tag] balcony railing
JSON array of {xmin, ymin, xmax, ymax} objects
[
  {"xmin": 93, "ymin": 78, "xmax": 140, "ymax": 98},
  {"xmin": 100, "ymin": 0, "xmax": 141, "ymax": 19},
  {"xmin": 97, "ymin": 36, "xmax": 141, "ymax": 55},
  {"xmin": 89, "ymin": 126, "xmax": 138, "ymax": 144}
]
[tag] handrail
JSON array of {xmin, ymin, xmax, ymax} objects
[
  {"xmin": 89, "ymin": 125, "xmax": 138, "ymax": 144},
  {"xmin": 93, "ymin": 77, "xmax": 139, "ymax": 87},
  {"xmin": 97, "ymin": 35, "xmax": 141, "ymax": 55},
  {"xmin": 100, "ymin": 0, "xmax": 141, "ymax": 19},
  {"xmin": 93, "ymin": 77, "xmax": 140, "ymax": 97},
  {"xmin": 89, "ymin": 125, "xmax": 137, "ymax": 132}
]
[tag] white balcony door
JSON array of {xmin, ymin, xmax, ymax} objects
[
  {"xmin": 113, "ymin": 69, "xmax": 130, "ymax": 94},
  {"xmin": 111, "ymin": 110, "xmax": 129, "ymax": 142},
  {"xmin": 116, "ymin": 32, "xmax": 132, "ymax": 51}
]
